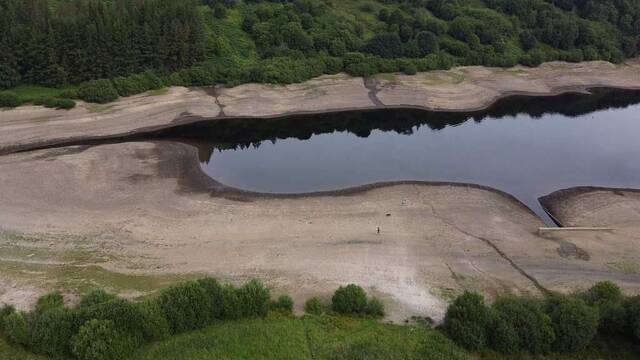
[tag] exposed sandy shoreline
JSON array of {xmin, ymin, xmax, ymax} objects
[
  {"xmin": 1, "ymin": 59, "xmax": 639, "ymax": 155},
  {"xmin": 1, "ymin": 141, "xmax": 639, "ymax": 321}
]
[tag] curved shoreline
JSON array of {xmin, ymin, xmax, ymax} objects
[
  {"xmin": 2, "ymin": 84, "xmax": 640, "ymax": 157},
  {"xmin": 1, "ymin": 59, "xmax": 639, "ymax": 156},
  {"xmin": 539, "ymin": 186, "xmax": 640, "ymax": 227},
  {"xmin": 149, "ymin": 139, "xmax": 543, "ymax": 220}
]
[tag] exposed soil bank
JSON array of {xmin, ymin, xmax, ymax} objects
[
  {"xmin": 1, "ymin": 141, "xmax": 639, "ymax": 320},
  {"xmin": 1, "ymin": 59, "xmax": 639, "ymax": 155}
]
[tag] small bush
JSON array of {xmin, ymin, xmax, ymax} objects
[
  {"xmin": 271, "ymin": 295, "xmax": 294, "ymax": 314},
  {"xmin": 80, "ymin": 298, "xmax": 145, "ymax": 345},
  {"xmin": 34, "ymin": 97, "xmax": 75, "ymax": 109},
  {"xmin": 31, "ymin": 307, "xmax": 77, "ymax": 357},
  {"xmin": 57, "ymin": 89, "xmax": 79, "ymax": 99},
  {"xmin": 220, "ymin": 284, "xmax": 242, "ymax": 320},
  {"xmin": 237, "ymin": 279, "xmax": 270, "ymax": 318},
  {"xmin": 416, "ymin": 330, "xmax": 470, "ymax": 360},
  {"xmin": 157, "ymin": 281, "xmax": 211, "ymax": 333},
  {"xmin": 0, "ymin": 91, "xmax": 21, "ymax": 108},
  {"xmin": 581, "ymin": 282, "xmax": 627, "ymax": 335},
  {"xmin": 491, "ymin": 297, "xmax": 554, "ymax": 354},
  {"xmin": 78, "ymin": 79, "xmax": 119, "ymax": 104},
  {"xmin": 35, "ymin": 292, "xmax": 64, "ymax": 314},
  {"xmin": 332, "ymin": 284, "xmax": 368, "ymax": 315},
  {"xmin": 112, "ymin": 71, "xmax": 164, "ymax": 97},
  {"xmin": 137, "ymin": 299, "xmax": 170, "ymax": 341},
  {"xmin": 305, "ymin": 297, "xmax": 326, "ymax": 315},
  {"xmin": 3, "ymin": 311, "xmax": 30, "ymax": 346},
  {"xmin": 197, "ymin": 277, "xmax": 225, "ymax": 320},
  {"xmin": 324, "ymin": 57, "xmax": 344, "ymax": 74},
  {"xmin": 79, "ymin": 289, "xmax": 117, "ymax": 308},
  {"xmin": 52, "ymin": 98, "xmax": 76, "ymax": 109},
  {"xmin": 365, "ymin": 297, "xmax": 385, "ymax": 317},
  {"xmin": 0, "ymin": 304, "xmax": 15, "ymax": 332},
  {"xmin": 546, "ymin": 295, "xmax": 599, "ymax": 353},
  {"xmin": 625, "ymin": 296, "xmax": 640, "ymax": 341},
  {"xmin": 400, "ymin": 62, "xmax": 417, "ymax": 75},
  {"xmin": 71, "ymin": 319, "xmax": 134, "ymax": 360},
  {"xmin": 443, "ymin": 292, "xmax": 492, "ymax": 351}
]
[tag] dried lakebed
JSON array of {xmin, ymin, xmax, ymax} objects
[{"xmin": 1, "ymin": 68, "xmax": 640, "ymax": 321}]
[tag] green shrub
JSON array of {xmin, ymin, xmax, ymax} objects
[
  {"xmin": 399, "ymin": 61, "xmax": 417, "ymax": 75},
  {"xmin": 365, "ymin": 297, "xmax": 385, "ymax": 317},
  {"xmin": 325, "ymin": 57, "xmax": 344, "ymax": 74},
  {"xmin": 490, "ymin": 314, "xmax": 520, "ymax": 354},
  {"xmin": 137, "ymin": 299, "xmax": 170, "ymax": 341},
  {"xmin": 197, "ymin": 277, "xmax": 225, "ymax": 320},
  {"xmin": 79, "ymin": 289, "xmax": 117, "ymax": 308},
  {"xmin": 52, "ymin": 98, "xmax": 76, "ymax": 109},
  {"xmin": 71, "ymin": 319, "xmax": 134, "ymax": 360},
  {"xmin": 3, "ymin": 311, "xmax": 30, "ymax": 346},
  {"xmin": 332, "ymin": 284, "xmax": 368, "ymax": 315},
  {"xmin": 0, "ymin": 91, "xmax": 21, "ymax": 108},
  {"xmin": 80, "ymin": 298, "xmax": 146, "ymax": 345},
  {"xmin": 157, "ymin": 281, "xmax": 212, "ymax": 333},
  {"xmin": 0, "ymin": 304, "xmax": 15, "ymax": 332},
  {"xmin": 78, "ymin": 79, "xmax": 119, "ymax": 104},
  {"xmin": 237, "ymin": 279, "xmax": 270, "ymax": 318},
  {"xmin": 416, "ymin": 330, "xmax": 470, "ymax": 360},
  {"xmin": 31, "ymin": 307, "xmax": 77, "ymax": 357},
  {"xmin": 546, "ymin": 295, "xmax": 599, "ymax": 353},
  {"xmin": 271, "ymin": 295, "xmax": 294, "ymax": 314},
  {"xmin": 345, "ymin": 61, "xmax": 378, "ymax": 77},
  {"xmin": 443, "ymin": 292, "xmax": 492, "ymax": 351},
  {"xmin": 35, "ymin": 292, "xmax": 64, "ymax": 314},
  {"xmin": 112, "ymin": 76, "xmax": 146, "ymax": 97},
  {"xmin": 34, "ymin": 97, "xmax": 75, "ymax": 109},
  {"xmin": 58, "ymin": 88, "xmax": 79, "ymax": 99},
  {"xmin": 625, "ymin": 296, "xmax": 640, "ymax": 341},
  {"xmin": 112, "ymin": 71, "xmax": 164, "ymax": 97},
  {"xmin": 220, "ymin": 284, "xmax": 242, "ymax": 320},
  {"xmin": 305, "ymin": 297, "xmax": 326, "ymax": 315},
  {"xmin": 490, "ymin": 297, "xmax": 554, "ymax": 354},
  {"xmin": 581, "ymin": 282, "xmax": 627, "ymax": 335}
]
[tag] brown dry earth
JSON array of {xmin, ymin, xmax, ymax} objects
[
  {"xmin": 1, "ymin": 59, "xmax": 640, "ymax": 155},
  {"xmin": 0, "ymin": 141, "xmax": 639, "ymax": 322}
]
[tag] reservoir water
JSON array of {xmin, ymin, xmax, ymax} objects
[{"xmin": 164, "ymin": 89, "xmax": 640, "ymax": 222}]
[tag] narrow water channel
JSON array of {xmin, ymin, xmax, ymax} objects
[{"xmin": 163, "ymin": 89, "xmax": 640, "ymax": 223}]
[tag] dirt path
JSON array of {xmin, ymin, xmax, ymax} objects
[
  {"xmin": 1, "ymin": 59, "xmax": 639, "ymax": 155},
  {"xmin": 1, "ymin": 141, "xmax": 639, "ymax": 320}
]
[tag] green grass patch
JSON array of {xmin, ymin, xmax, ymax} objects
[
  {"xmin": 132, "ymin": 316, "xmax": 311, "ymax": 360},
  {"xmin": 10, "ymin": 85, "xmax": 78, "ymax": 104},
  {"xmin": 131, "ymin": 314, "xmax": 466, "ymax": 360}
]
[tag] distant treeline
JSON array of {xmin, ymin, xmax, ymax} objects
[
  {"xmin": 0, "ymin": 0, "xmax": 639, "ymax": 94},
  {"xmin": 0, "ymin": 0, "xmax": 203, "ymax": 87}
]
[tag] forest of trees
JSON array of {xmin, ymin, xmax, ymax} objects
[
  {"xmin": 0, "ymin": 0, "xmax": 639, "ymax": 102},
  {"xmin": 0, "ymin": 0, "xmax": 203, "ymax": 87}
]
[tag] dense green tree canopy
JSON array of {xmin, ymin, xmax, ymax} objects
[{"xmin": 0, "ymin": 0, "xmax": 638, "ymax": 94}]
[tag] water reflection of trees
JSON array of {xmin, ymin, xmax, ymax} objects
[{"xmin": 158, "ymin": 88, "xmax": 640, "ymax": 162}]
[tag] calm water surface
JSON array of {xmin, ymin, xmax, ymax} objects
[{"xmin": 164, "ymin": 89, "xmax": 640, "ymax": 222}]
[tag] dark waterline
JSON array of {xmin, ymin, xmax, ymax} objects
[{"xmin": 162, "ymin": 89, "xmax": 640, "ymax": 224}]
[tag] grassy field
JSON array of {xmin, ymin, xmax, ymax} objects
[{"xmin": 131, "ymin": 315, "xmax": 464, "ymax": 360}]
